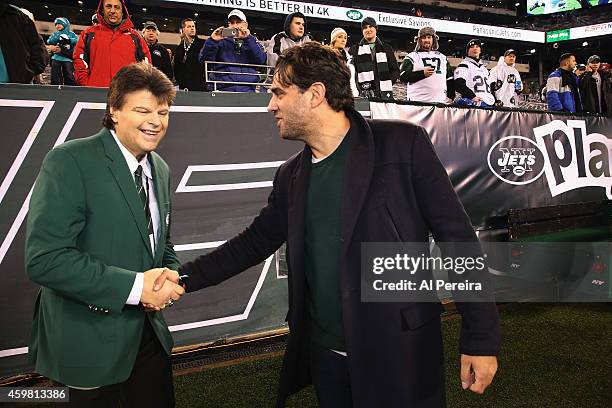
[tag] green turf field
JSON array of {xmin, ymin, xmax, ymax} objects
[
  {"xmin": 174, "ymin": 303, "xmax": 612, "ymax": 407},
  {"xmin": 528, "ymin": 0, "xmax": 582, "ymax": 15}
]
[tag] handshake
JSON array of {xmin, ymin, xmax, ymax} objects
[{"xmin": 139, "ymin": 268, "xmax": 186, "ymax": 311}]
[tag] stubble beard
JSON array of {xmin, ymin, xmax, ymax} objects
[
  {"xmin": 279, "ymin": 110, "xmax": 311, "ymax": 143},
  {"xmin": 280, "ymin": 120, "xmax": 309, "ymax": 142}
]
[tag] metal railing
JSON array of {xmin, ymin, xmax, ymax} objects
[{"xmin": 204, "ymin": 60, "xmax": 274, "ymax": 93}]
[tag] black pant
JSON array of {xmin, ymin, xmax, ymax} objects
[
  {"xmin": 60, "ymin": 318, "xmax": 174, "ymax": 408},
  {"xmin": 50, "ymin": 59, "xmax": 75, "ymax": 86},
  {"xmin": 309, "ymin": 343, "xmax": 353, "ymax": 408}
]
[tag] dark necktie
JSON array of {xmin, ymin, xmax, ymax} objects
[{"xmin": 134, "ymin": 165, "xmax": 154, "ymax": 237}]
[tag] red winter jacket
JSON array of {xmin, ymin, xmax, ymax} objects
[{"xmin": 73, "ymin": 0, "xmax": 151, "ymax": 87}]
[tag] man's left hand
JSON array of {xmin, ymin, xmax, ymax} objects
[{"xmin": 460, "ymin": 354, "xmax": 497, "ymax": 394}]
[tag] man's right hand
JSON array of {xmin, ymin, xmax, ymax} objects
[
  {"xmin": 423, "ymin": 67, "xmax": 435, "ymax": 77},
  {"xmin": 140, "ymin": 268, "xmax": 184, "ymax": 310},
  {"xmin": 211, "ymin": 27, "xmax": 224, "ymax": 42},
  {"xmin": 472, "ymin": 96, "xmax": 482, "ymax": 104}
]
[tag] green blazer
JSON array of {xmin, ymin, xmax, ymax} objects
[{"xmin": 26, "ymin": 128, "xmax": 180, "ymax": 387}]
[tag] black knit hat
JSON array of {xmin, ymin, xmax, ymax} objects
[
  {"xmin": 466, "ymin": 39, "xmax": 482, "ymax": 54},
  {"xmin": 361, "ymin": 17, "xmax": 377, "ymax": 29}
]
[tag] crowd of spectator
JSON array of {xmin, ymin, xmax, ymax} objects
[
  {"xmin": 1, "ymin": 0, "xmax": 610, "ymax": 114},
  {"xmin": 545, "ymin": 53, "xmax": 612, "ymax": 114}
]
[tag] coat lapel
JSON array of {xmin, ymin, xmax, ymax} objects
[
  {"xmin": 340, "ymin": 109, "xmax": 375, "ymax": 258},
  {"xmin": 100, "ymin": 129, "xmax": 153, "ymax": 258},
  {"xmin": 287, "ymin": 146, "xmax": 311, "ymax": 308},
  {"xmin": 149, "ymin": 153, "xmax": 169, "ymax": 264}
]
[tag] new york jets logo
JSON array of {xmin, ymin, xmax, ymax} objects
[
  {"xmin": 346, "ymin": 10, "xmax": 363, "ymax": 20},
  {"xmin": 488, "ymin": 136, "xmax": 545, "ymax": 185}
]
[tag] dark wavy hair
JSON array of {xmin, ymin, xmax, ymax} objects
[
  {"xmin": 274, "ymin": 42, "xmax": 354, "ymax": 112},
  {"xmin": 103, "ymin": 63, "xmax": 176, "ymax": 129}
]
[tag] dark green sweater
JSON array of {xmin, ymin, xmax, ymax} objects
[{"xmin": 304, "ymin": 130, "xmax": 352, "ymax": 351}]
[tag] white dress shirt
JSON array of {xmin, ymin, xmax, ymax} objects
[{"xmin": 110, "ymin": 130, "xmax": 161, "ymax": 306}]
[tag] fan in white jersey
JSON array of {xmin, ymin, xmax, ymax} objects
[
  {"xmin": 399, "ymin": 26, "xmax": 452, "ymax": 103},
  {"xmin": 489, "ymin": 49, "xmax": 523, "ymax": 108},
  {"xmin": 453, "ymin": 39, "xmax": 495, "ymax": 107}
]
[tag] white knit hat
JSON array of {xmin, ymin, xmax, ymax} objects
[{"xmin": 330, "ymin": 27, "xmax": 347, "ymax": 43}]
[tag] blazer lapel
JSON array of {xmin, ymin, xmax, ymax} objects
[
  {"xmin": 149, "ymin": 153, "xmax": 169, "ymax": 264},
  {"xmin": 100, "ymin": 129, "xmax": 154, "ymax": 258},
  {"xmin": 340, "ymin": 109, "xmax": 375, "ymax": 258}
]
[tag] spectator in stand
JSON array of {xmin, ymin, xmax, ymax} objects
[
  {"xmin": 142, "ymin": 21, "xmax": 173, "ymax": 80},
  {"xmin": 329, "ymin": 28, "xmax": 348, "ymax": 61},
  {"xmin": 46, "ymin": 17, "xmax": 79, "ymax": 85},
  {"xmin": 489, "ymin": 49, "xmax": 523, "ymax": 108},
  {"xmin": 453, "ymin": 39, "xmax": 495, "ymax": 107},
  {"xmin": 546, "ymin": 53, "xmax": 582, "ymax": 113},
  {"xmin": 348, "ymin": 17, "xmax": 400, "ymax": 100},
  {"xmin": 0, "ymin": 0, "xmax": 47, "ymax": 84},
  {"xmin": 400, "ymin": 26, "xmax": 452, "ymax": 103},
  {"xmin": 73, "ymin": 0, "xmax": 151, "ymax": 87},
  {"xmin": 330, "ymin": 27, "xmax": 358, "ymax": 97},
  {"xmin": 580, "ymin": 55, "xmax": 612, "ymax": 115},
  {"xmin": 21, "ymin": 7, "xmax": 45, "ymax": 85},
  {"xmin": 20, "ymin": 7, "xmax": 45, "ymax": 84},
  {"xmin": 200, "ymin": 9, "xmax": 266, "ymax": 92},
  {"xmin": 174, "ymin": 18, "xmax": 206, "ymax": 91},
  {"xmin": 267, "ymin": 12, "xmax": 312, "ymax": 68}
]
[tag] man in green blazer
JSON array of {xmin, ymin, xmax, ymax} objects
[{"xmin": 26, "ymin": 63, "xmax": 184, "ymax": 407}]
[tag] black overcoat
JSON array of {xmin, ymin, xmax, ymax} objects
[{"xmin": 182, "ymin": 108, "xmax": 501, "ymax": 407}]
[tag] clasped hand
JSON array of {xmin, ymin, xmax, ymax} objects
[
  {"xmin": 140, "ymin": 268, "xmax": 184, "ymax": 311},
  {"xmin": 460, "ymin": 354, "xmax": 498, "ymax": 394}
]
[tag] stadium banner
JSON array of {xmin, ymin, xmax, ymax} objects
[
  {"xmin": 569, "ymin": 21, "xmax": 612, "ymax": 40},
  {"xmin": 546, "ymin": 22, "xmax": 612, "ymax": 42},
  {"xmin": 0, "ymin": 85, "xmax": 609, "ymax": 378},
  {"xmin": 159, "ymin": 0, "xmax": 545, "ymax": 43},
  {"xmin": 369, "ymin": 101, "xmax": 612, "ymax": 226},
  {"xmin": 546, "ymin": 29, "xmax": 571, "ymax": 42}
]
